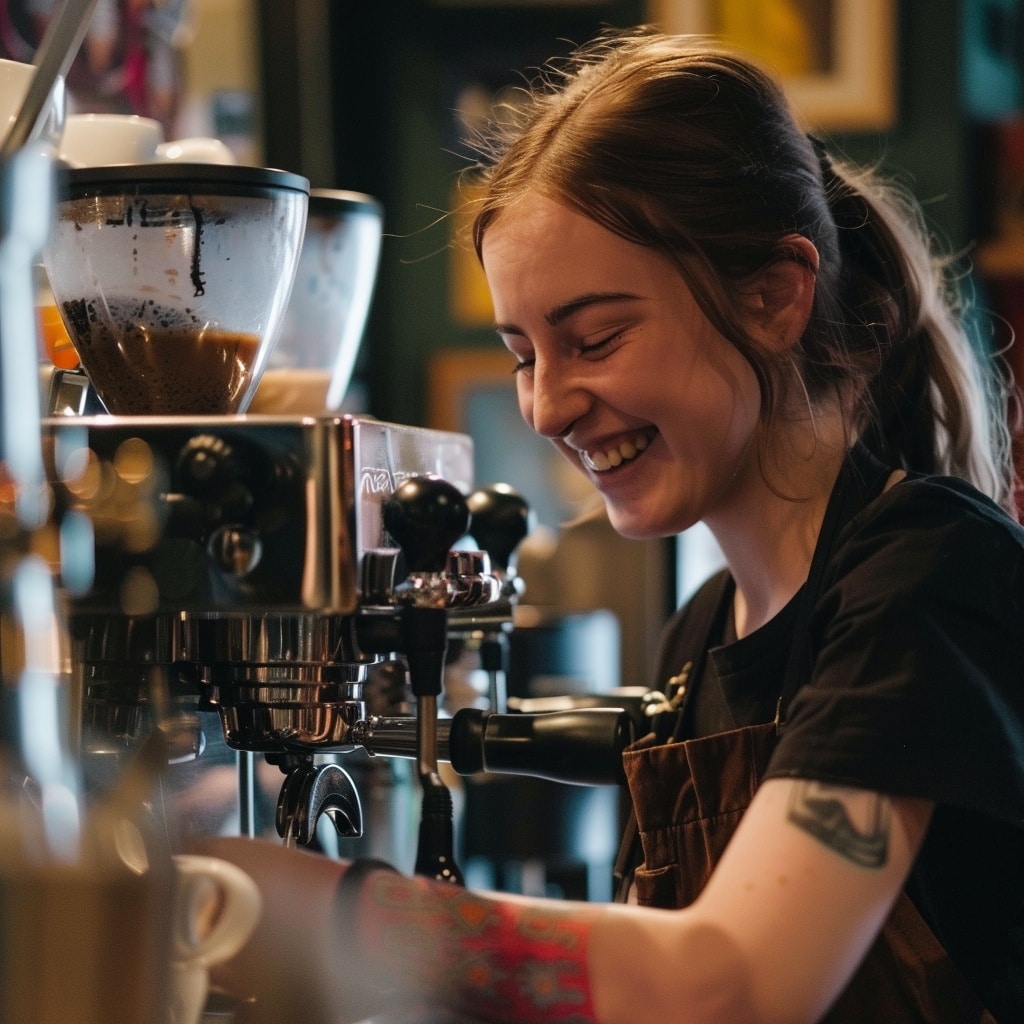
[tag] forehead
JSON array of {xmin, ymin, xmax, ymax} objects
[
  {"xmin": 481, "ymin": 194, "xmax": 674, "ymax": 309},
  {"xmin": 483, "ymin": 194, "xmax": 618, "ymax": 261}
]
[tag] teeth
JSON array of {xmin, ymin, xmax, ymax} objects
[{"xmin": 581, "ymin": 432, "xmax": 651, "ymax": 473}]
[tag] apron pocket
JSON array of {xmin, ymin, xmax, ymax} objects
[{"xmin": 632, "ymin": 863, "xmax": 680, "ymax": 909}]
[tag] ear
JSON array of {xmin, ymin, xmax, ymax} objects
[{"xmin": 742, "ymin": 235, "xmax": 819, "ymax": 353}]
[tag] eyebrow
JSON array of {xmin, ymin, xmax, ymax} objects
[{"xmin": 492, "ymin": 291, "xmax": 644, "ymax": 335}]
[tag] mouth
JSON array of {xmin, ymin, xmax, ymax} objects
[{"xmin": 578, "ymin": 429, "xmax": 655, "ymax": 473}]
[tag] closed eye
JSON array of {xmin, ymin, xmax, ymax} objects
[
  {"xmin": 496, "ymin": 330, "xmax": 534, "ymax": 376},
  {"xmin": 580, "ymin": 330, "xmax": 623, "ymax": 355},
  {"xmin": 578, "ymin": 325, "xmax": 636, "ymax": 359}
]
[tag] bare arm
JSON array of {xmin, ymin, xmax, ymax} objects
[
  {"xmin": 590, "ymin": 778, "xmax": 933, "ymax": 1024},
  {"xmin": 198, "ymin": 778, "xmax": 932, "ymax": 1024}
]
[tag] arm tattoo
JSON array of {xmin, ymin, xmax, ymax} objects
[
  {"xmin": 787, "ymin": 781, "xmax": 891, "ymax": 868},
  {"xmin": 354, "ymin": 871, "xmax": 599, "ymax": 1024}
]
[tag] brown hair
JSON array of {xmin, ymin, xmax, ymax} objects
[{"xmin": 469, "ymin": 28, "xmax": 1016, "ymax": 512}]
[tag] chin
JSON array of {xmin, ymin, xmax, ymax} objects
[{"xmin": 604, "ymin": 506, "xmax": 675, "ymax": 541}]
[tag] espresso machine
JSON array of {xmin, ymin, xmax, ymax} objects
[
  {"xmin": 34, "ymin": 159, "xmax": 635, "ymax": 885},
  {"xmin": 46, "ymin": 412, "xmax": 633, "ymax": 865}
]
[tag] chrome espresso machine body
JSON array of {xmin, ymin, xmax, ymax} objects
[
  {"xmin": 45, "ymin": 410, "xmax": 633, "ymax": 875},
  {"xmin": 47, "ymin": 412, "xmax": 481, "ymax": 857}
]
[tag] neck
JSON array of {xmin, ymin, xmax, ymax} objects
[{"xmin": 705, "ymin": 414, "xmax": 849, "ymax": 638}]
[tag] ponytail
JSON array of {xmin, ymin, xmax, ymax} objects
[{"xmin": 814, "ymin": 151, "xmax": 1016, "ymax": 513}]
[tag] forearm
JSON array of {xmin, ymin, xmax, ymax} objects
[
  {"xmin": 194, "ymin": 838, "xmax": 604, "ymax": 1023},
  {"xmin": 347, "ymin": 869, "xmax": 758, "ymax": 1024},
  {"xmin": 349, "ymin": 868, "xmax": 602, "ymax": 1023},
  {"xmin": 200, "ymin": 784, "xmax": 919, "ymax": 1024},
  {"xmin": 197, "ymin": 837, "xmax": 753, "ymax": 1024}
]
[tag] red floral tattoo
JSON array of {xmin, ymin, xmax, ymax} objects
[{"xmin": 354, "ymin": 871, "xmax": 598, "ymax": 1023}]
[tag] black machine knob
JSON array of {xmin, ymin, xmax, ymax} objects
[
  {"xmin": 466, "ymin": 484, "xmax": 532, "ymax": 574},
  {"xmin": 382, "ymin": 475, "xmax": 470, "ymax": 575}
]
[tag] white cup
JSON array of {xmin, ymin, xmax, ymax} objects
[
  {"xmin": 156, "ymin": 136, "xmax": 236, "ymax": 165},
  {"xmin": 169, "ymin": 854, "xmax": 262, "ymax": 1024},
  {"xmin": 59, "ymin": 113, "xmax": 237, "ymax": 168},
  {"xmin": 0, "ymin": 57, "xmax": 65, "ymax": 150},
  {"xmin": 59, "ymin": 112, "xmax": 164, "ymax": 166}
]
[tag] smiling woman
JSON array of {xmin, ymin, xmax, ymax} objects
[
  {"xmin": 200, "ymin": 27, "xmax": 1024, "ymax": 1024},
  {"xmin": 480, "ymin": 195, "xmax": 785, "ymax": 545}
]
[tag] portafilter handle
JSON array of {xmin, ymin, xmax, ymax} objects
[
  {"xmin": 354, "ymin": 706, "xmax": 636, "ymax": 787},
  {"xmin": 382, "ymin": 475, "xmax": 470, "ymax": 885}
]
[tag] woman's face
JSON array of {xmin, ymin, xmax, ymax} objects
[{"xmin": 481, "ymin": 194, "xmax": 765, "ymax": 539}]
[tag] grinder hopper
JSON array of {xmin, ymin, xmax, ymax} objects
[
  {"xmin": 43, "ymin": 162, "xmax": 310, "ymax": 416},
  {"xmin": 250, "ymin": 188, "xmax": 384, "ymax": 414}
]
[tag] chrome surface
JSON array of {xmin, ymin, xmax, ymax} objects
[{"xmin": 41, "ymin": 412, "xmax": 515, "ymax": 850}]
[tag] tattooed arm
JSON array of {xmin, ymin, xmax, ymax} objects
[
  {"xmin": 591, "ymin": 779, "xmax": 933, "ymax": 1024},
  {"xmin": 198, "ymin": 780, "xmax": 931, "ymax": 1024}
]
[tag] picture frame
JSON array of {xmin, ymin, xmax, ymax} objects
[{"xmin": 646, "ymin": 0, "xmax": 897, "ymax": 132}]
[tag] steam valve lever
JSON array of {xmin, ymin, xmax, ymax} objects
[
  {"xmin": 466, "ymin": 485, "xmax": 533, "ymax": 712},
  {"xmin": 383, "ymin": 475, "xmax": 470, "ymax": 885}
]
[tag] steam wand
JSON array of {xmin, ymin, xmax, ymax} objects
[{"xmin": 383, "ymin": 475, "xmax": 470, "ymax": 885}]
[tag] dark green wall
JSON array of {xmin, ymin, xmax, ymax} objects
[
  {"xmin": 274, "ymin": 1, "xmax": 978, "ymax": 427},
  {"xmin": 834, "ymin": 2, "xmax": 973, "ymax": 249},
  {"xmin": 325, "ymin": 1, "xmax": 648, "ymax": 426}
]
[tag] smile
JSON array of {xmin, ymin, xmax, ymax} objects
[{"xmin": 579, "ymin": 430, "xmax": 653, "ymax": 472}]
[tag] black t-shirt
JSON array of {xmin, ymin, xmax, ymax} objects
[{"xmin": 657, "ymin": 472, "xmax": 1024, "ymax": 1021}]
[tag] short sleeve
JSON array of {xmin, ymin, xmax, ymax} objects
[{"xmin": 766, "ymin": 478, "xmax": 1024, "ymax": 826}]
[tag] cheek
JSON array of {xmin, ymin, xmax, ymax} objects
[{"xmin": 642, "ymin": 346, "xmax": 762, "ymax": 448}]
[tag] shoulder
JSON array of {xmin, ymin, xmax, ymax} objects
[
  {"xmin": 816, "ymin": 471, "xmax": 1024, "ymax": 678},
  {"xmin": 826, "ymin": 473, "xmax": 1024, "ymax": 605},
  {"xmin": 778, "ymin": 473, "xmax": 1024, "ymax": 821},
  {"xmin": 850, "ymin": 471, "xmax": 1021, "ymax": 541}
]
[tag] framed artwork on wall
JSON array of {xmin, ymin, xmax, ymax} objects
[{"xmin": 646, "ymin": 0, "xmax": 897, "ymax": 132}]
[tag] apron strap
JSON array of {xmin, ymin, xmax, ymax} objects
[
  {"xmin": 612, "ymin": 569, "xmax": 732, "ymax": 901},
  {"xmin": 778, "ymin": 442, "xmax": 891, "ymax": 713}
]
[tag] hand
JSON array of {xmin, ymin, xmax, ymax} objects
[{"xmin": 188, "ymin": 837, "xmax": 385, "ymax": 1024}]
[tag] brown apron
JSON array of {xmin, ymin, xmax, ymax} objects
[{"xmin": 616, "ymin": 447, "xmax": 998, "ymax": 1023}]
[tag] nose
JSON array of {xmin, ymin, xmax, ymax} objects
[{"xmin": 526, "ymin": 359, "xmax": 589, "ymax": 440}]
